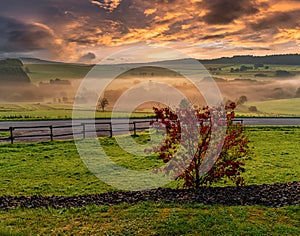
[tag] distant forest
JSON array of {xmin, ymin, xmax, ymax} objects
[{"xmin": 199, "ymin": 54, "xmax": 300, "ymax": 65}]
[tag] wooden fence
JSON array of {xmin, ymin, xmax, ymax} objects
[
  {"xmin": 0, "ymin": 120, "xmax": 150, "ymax": 144},
  {"xmin": 0, "ymin": 119, "xmax": 243, "ymax": 144}
]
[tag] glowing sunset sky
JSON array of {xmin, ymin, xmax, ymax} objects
[{"xmin": 0, "ymin": 0, "xmax": 299, "ymax": 62}]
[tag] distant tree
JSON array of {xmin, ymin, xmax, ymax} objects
[
  {"xmin": 62, "ymin": 97, "xmax": 68, "ymax": 103},
  {"xmin": 99, "ymin": 97, "xmax": 109, "ymax": 112},
  {"xmin": 255, "ymin": 73, "xmax": 268, "ymax": 77},
  {"xmin": 179, "ymin": 98, "xmax": 191, "ymax": 109},
  {"xmin": 248, "ymin": 106, "xmax": 258, "ymax": 112},
  {"xmin": 24, "ymin": 67, "xmax": 30, "ymax": 73},
  {"xmin": 240, "ymin": 65, "xmax": 248, "ymax": 72},
  {"xmin": 275, "ymin": 70, "xmax": 292, "ymax": 77},
  {"xmin": 295, "ymin": 87, "xmax": 300, "ymax": 98},
  {"xmin": 237, "ymin": 95, "xmax": 248, "ymax": 106},
  {"xmin": 254, "ymin": 63, "xmax": 264, "ymax": 69}
]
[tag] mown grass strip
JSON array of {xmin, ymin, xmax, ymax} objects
[{"xmin": 0, "ymin": 203, "xmax": 299, "ymax": 235}]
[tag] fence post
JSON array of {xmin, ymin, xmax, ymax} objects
[
  {"xmin": 133, "ymin": 122, "xmax": 137, "ymax": 136},
  {"xmin": 50, "ymin": 125, "xmax": 53, "ymax": 141},
  {"xmin": 109, "ymin": 122, "xmax": 112, "ymax": 138},
  {"xmin": 82, "ymin": 123, "xmax": 86, "ymax": 139},
  {"xmin": 9, "ymin": 127, "xmax": 14, "ymax": 144}
]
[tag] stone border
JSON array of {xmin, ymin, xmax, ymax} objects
[{"xmin": 0, "ymin": 182, "xmax": 298, "ymax": 210}]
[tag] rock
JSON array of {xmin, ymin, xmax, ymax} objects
[{"xmin": 0, "ymin": 182, "xmax": 298, "ymax": 210}]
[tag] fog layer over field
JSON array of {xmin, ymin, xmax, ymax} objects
[
  {"xmin": 216, "ymin": 76, "xmax": 300, "ymax": 102},
  {"xmin": 1, "ymin": 67, "xmax": 299, "ymax": 110}
]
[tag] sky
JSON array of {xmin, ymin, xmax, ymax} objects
[{"xmin": 0, "ymin": 0, "xmax": 299, "ymax": 63}]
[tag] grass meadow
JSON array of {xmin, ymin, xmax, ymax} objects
[
  {"xmin": 0, "ymin": 126, "xmax": 299, "ymax": 235},
  {"xmin": 0, "ymin": 103, "xmax": 153, "ymax": 120},
  {"xmin": 25, "ymin": 64, "xmax": 92, "ymax": 83},
  {"xmin": 0, "ymin": 99, "xmax": 299, "ymax": 120},
  {"xmin": 242, "ymin": 98, "xmax": 300, "ymax": 117},
  {"xmin": 9, "ymin": 62, "xmax": 299, "ymax": 120}
]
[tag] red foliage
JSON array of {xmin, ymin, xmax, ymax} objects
[{"xmin": 149, "ymin": 103, "xmax": 250, "ymax": 188}]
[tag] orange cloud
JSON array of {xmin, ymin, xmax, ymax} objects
[
  {"xmin": 1, "ymin": 0, "xmax": 299, "ymax": 61},
  {"xmin": 90, "ymin": 0, "xmax": 121, "ymax": 12}
]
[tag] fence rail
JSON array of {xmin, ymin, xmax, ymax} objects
[
  {"xmin": 0, "ymin": 120, "xmax": 151, "ymax": 144},
  {"xmin": 0, "ymin": 119, "xmax": 243, "ymax": 144}
]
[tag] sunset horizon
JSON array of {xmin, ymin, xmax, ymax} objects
[{"xmin": 0, "ymin": 0, "xmax": 299, "ymax": 63}]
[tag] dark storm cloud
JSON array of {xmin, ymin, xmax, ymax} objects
[
  {"xmin": 240, "ymin": 34, "xmax": 268, "ymax": 43},
  {"xmin": 202, "ymin": 0, "xmax": 260, "ymax": 24},
  {"xmin": 0, "ymin": 0, "xmax": 106, "ymax": 26},
  {"xmin": 250, "ymin": 10, "xmax": 300, "ymax": 30},
  {"xmin": 108, "ymin": 0, "xmax": 151, "ymax": 29},
  {"xmin": 0, "ymin": 0, "xmax": 299, "ymax": 61},
  {"xmin": 200, "ymin": 34, "xmax": 225, "ymax": 40},
  {"xmin": 163, "ymin": 22, "xmax": 185, "ymax": 35},
  {"xmin": 78, "ymin": 52, "xmax": 96, "ymax": 62},
  {"xmin": 0, "ymin": 16, "xmax": 58, "ymax": 53}
]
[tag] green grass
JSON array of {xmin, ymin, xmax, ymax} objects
[
  {"xmin": 25, "ymin": 63, "xmax": 300, "ymax": 84},
  {"xmin": 244, "ymin": 126, "xmax": 300, "ymax": 185},
  {"xmin": 0, "ymin": 100, "xmax": 299, "ymax": 120},
  {"xmin": 244, "ymin": 98, "xmax": 300, "ymax": 116},
  {"xmin": 25, "ymin": 64, "xmax": 92, "ymax": 83},
  {"xmin": 215, "ymin": 64, "xmax": 300, "ymax": 78},
  {"xmin": 0, "ymin": 140, "xmax": 115, "ymax": 196},
  {"xmin": 0, "ymin": 203, "xmax": 299, "ymax": 235},
  {"xmin": 0, "ymin": 131, "xmax": 9, "ymax": 137},
  {"xmin": 0, "ymin": 127, "xmax": 299, "ymax": 235},
  {"xmin": 0, "ymin": 103, "xmax": 153, "ymax": 120},
  {"xmin": 0, "ymin": 127, "xmax": 299, "ymax": 196}
]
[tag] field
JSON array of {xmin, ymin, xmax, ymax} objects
[
  {"xmin": 0, "ymin": 127, "xmax": 299, "ymax": 196},
  {"xmin": 0, "ymin": 103, "xmax": 153, "ymax": 120},
  {"xmin": 1, "ymin": 203, "xmax": 299, "ymax": 235},
  {"xmin": 0, "ymin": 127, "xmax": 299, "ymax": 235},
  {"xmin": 24, "ymin": 63, "xmax": 300, "ymax": 83},
  {"xmin": 24, "ymin": 64, "xmax": 92, "ymax": 83},
  {"xmin": 1, "ymin": 99, "xmax": 299, "ymax": 120},
  {"xmin": 0, "ymin": 61, "xmax": 299, "ymax": 119},
  {"xmin": 236, "ymin": 98, "xmax": 300, "ymax": 117},
  {"xmin": 213, "ymin": 64, "xmax": 300, "ymax": 79}
]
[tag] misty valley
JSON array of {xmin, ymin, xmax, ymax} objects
[{"xmin": 0, "ymin": 56, "xmax": 300, "ymax": 117}]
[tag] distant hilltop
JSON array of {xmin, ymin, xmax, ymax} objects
[
  {"xmin": 198, "ymin": 54, "xmax": 300, "ymax": 65},
  {"xmin": 2, "ymin": 54, "xmax": 300, "ymax": 67},
  {"xmin": 0, "ymin": 58, "xmax": 31, "ymax": 84}
]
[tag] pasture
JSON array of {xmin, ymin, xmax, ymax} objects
[
  {"xmin": 0, "ymin": 61, "xmax": 299, "ymax": 119},
  {"xmin": 0, "ymin": 98, "xmax": 299, "ymax": 120},
  {"xmin": 240, "ymin": 98, "xmax": 300, "ymax": 117},
  {"xmin": 0, "ymin": 103, "xmax": 153, "ymax": 120},
  {"xmin": 0, "ymin": 126, "xmax": 299, "ymax": 235},
  {"xmin": 24, "ymin": 64, "xmax": 92, "ymax": 83},
  {"xmin": 24, "ymin": 62, "xmax": 300, "ymax": 83}
]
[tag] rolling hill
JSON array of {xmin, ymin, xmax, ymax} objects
[
  {"xmin": 199, "ymin": 54, "xmax": 300, "ymax": 65},
  {"xmin": 0, "ymin": 59, "xmax": 31, "ymax": 84}
]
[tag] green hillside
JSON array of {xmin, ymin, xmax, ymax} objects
[
  {"xmin": 237, "ymin": 98, "xmax": 300, "ymax": 116},
  {"xmin": 0, "ymin": 59, "xmax": 31, "ymax": 84},
  {"xmin": 199, "ymin": 54, "xmax": 300, "ymax": 65},
  {"xmin": 24, "ymin": 63, "xmax": 92, "ymax": 83}
]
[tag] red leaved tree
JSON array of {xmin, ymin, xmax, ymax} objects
[{"xmin": 149, "ymin": 102, "xmax": 250, "ymax": 188}]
